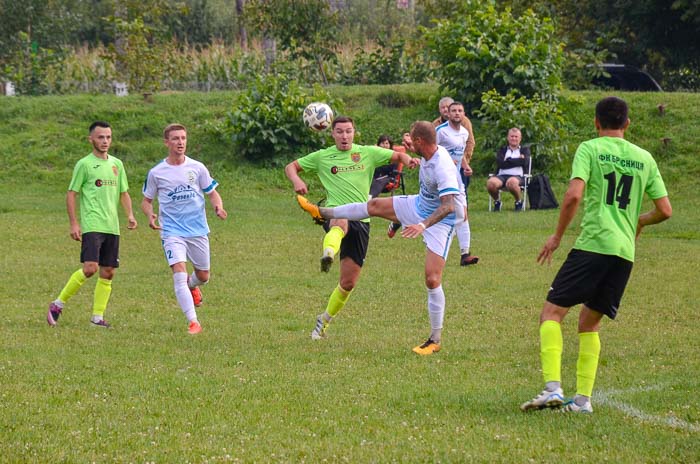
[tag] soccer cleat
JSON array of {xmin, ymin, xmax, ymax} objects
[
  {"xmin": 296, "ymin": 195, "xmax": 325, "ymax": 223},
  {"xmin": 515, "ymin": 200, "xmax": 524, "ymax": 211},
  {"xmin": 320, "ymin": 247, "xmax": 334, "ymax": 273},
  {"xmin": 493, "ymin": 200, "xmax": 502, "ymax": 212},
  {"xmin": 520, "ymin": 387, "xmax": 565, "ymax": 411},
  {"xmin": 412, "ymin": 338, "xmax": 441, "ymax": 355},
  {"xmin": 387, "ymin": 222, "xmax": 401, "ymax": 238},
  {"xmin": 460, "ymin": 253, "xmax": 479, "ymax": 266},
  {"xmin": 190, "ymin": 286, "xmax": 203, "ymax": 307},
  {"xmin": 188, "ymin": 321, "xmax": 202, "ymax": 334},
  {"xmin": 47, "ymin": 302, "xmax": 62, "ymax": 326},
  {"xmin": 311, "ymin": 314, "xmax": 329, "ymax": 340},
  {"xmin": 90, "ymin": 318, "xmax": 111, "ymax": 328},
  {"xmin": 561, "ymin": 399, "xmax": 593, "ymax": 414}
]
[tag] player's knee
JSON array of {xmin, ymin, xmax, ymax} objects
[
  {"xmin": 425, "ymin": 274, "xmax": 442, "ymax": 289},
  {"xmin": 99, "ymin": 268, "xmax": 115, "ymax": 280},
  {"xmin": 195, "ymin": 270, "xmax": 210, "ymax": 284},
  {"xmin": 366, "ymin": 198, "xmax": 381, "ymax": 215},
  {"xmin": 83, "ymin": 262, "xmax": 98, "ymax": 278}
]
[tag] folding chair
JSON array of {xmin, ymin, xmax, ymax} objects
[{"xmin": 488, "ymin": 155, "xmax": 532, "ymax": 211}]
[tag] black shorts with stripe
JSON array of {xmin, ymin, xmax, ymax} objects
[
  {"xmin": 547, "ymin": 249, "xmax": 633, "ymax": 319},
  {"xmin": 81, "ymin": 232, "xmax": 120, "ymax": 268}
]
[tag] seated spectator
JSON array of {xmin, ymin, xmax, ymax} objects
[
  {"xmin": 369, "ymin": 135, "xmax": 402, "ymax": 198},
  {"xmin": 486, "ymin": 127, "xmax": 530, "ymax": 211}
]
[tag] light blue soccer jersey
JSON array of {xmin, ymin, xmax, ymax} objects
[
  {"xmin": 435, "ymin": 121, "xmax": 469, "ymax": 166},
  {"xmin": 143, "ymin": 156, "xmax": 218, "ymax": 238},
  {"xmin": 415, "ymin": 146, "xmax": 465, "ymax": 226}
]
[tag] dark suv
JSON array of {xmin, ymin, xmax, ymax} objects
[{"xmin": 591, "ymin": 64, "xmax": 663, "ymax": 91}]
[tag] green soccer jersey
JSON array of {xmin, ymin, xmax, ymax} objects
[
  {"xmin": 68, "ymin": 153, "xmax": 129, "ymax": 235},
  {"xmin": 297, "ymin": 143, "xmax": 393, "ymax": 221},
  {"xmin": 571, "ymin": 136, "xmax": 667, "ymax": 262}
]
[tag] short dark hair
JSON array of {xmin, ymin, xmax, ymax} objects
[
  {"xmin": 89, "ymin": 121, "xmax": 110, "ymax": 133},
  {"xmin": 332, "ymin": 116, "xmax": 354, "ymax": 130},
  {"xmin": 595, "ymin": 96, "xmax": 629, "ymax": 130},
  {"xmin": 448, "ymin": 101, "xmax": 464, "ymax": 110},
  {"xmin": 376, "ymin": 134, "xmax": 393, "ymax": 146},
  {"xmin": 410, "ymin": 121, "xmax": 436, "ymax": 145}
]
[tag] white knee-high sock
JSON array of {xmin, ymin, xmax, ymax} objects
[
  {"xmin": 427, "ymin": 285, "xmax": 445, "ymax": 343},
  {"xmin": 328, "ymin": 202, "xmax": 369, "ymax": 220},
  {"xmin": 174, "ymin": 272, "xmax": 197, "ymax": 322},
  {"xmin": 456, "ymin": 220, "xmax": 471, "ymax": 255}
]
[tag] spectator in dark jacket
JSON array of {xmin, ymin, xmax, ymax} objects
[{"xmin": 486, "ymin": 127, "xmax": 531, "ymax": 211}]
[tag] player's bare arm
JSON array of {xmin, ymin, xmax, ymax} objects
[
  {"xmin": 538, "ymin": 178, "xmax": 585, "ymax": 265},
  {"xmin": 401, "ymin": 194, "xmax": 455, "ymax": 238},
  {"xmin": 284, "ymin": 160, "xmax": 308, "ymax": 194},
  {"xmin": 141, "ymin": 197, "xmax": 162, "ymax": 230},
  {"xmin": 66, "ymin": 190, "xmax": 81, "ymax": 241},
  {"xmin": 208, "ymin": 190, "xmax": 228, "ymax": 219},
  {"xmin": 636, "ymin": 196, "xmax": 672, "ymax": 239},
  {"xmin": 120, "ymin": 191, "xmax": 138, "ymax": 230},
  {"xmin": 391, "ymin": 151, "xmax": 420, "ymax": 169}
]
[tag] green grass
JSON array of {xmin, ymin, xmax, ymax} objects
[
  {"xmin": 1, "ymin": 86, "xmax": 698, "ymax": 461},
  {"xmin": 2, "ymin": 84, "xmax": 699, "ymax": 184},
  {"xmin": 1, "ymin": 168, "xmax": 698, "ymax": 462}
]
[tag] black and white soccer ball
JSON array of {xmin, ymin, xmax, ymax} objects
[{"xmin": 303, "ymin": 102, "xmax": 334, "ymax": 131}]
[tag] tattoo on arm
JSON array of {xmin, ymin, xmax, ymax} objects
[{"xmin": 422, "ymin": 194, "xmax": 455, "ymax": 228}]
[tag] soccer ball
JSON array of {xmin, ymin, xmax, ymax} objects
[{"xmin": 303, "ymin": 102, "xmax": 333, "ymax": 131}]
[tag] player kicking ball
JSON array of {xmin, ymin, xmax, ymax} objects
[
  {"xmin": 520, "ymin": 97, "xmax": 671, "ymax": 413},
  {"xmin": 298, "ymin": 121, "xmax": 465, "ymax": 355}
]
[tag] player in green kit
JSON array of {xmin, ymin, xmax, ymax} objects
[
  {"xmin": 520, "ymin": 97, "xmax": 672, "ymax": 413},
  {"xmin": 47, "ymin": 121, "xmax": 137, "ymax": 328},
  {"xmin": 285, "ymin": 116, "xmax": 416, "ymax": 340}
]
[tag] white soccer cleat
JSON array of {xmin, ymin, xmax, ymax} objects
[
  {"xmin": 560, "ymin": 399, "xmax": 593, "ymax": 414},
  {"xmin": 520, "ymin": 387, "xmax": 565, "ymax": 411}
]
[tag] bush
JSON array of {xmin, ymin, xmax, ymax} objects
[
  {"xmin": 422, "ymin": 0, "xmax": 564, "ymax": 109},
  {"xmin": 474, "ymin": 89, "xmax": 572, "ymax": 175},
  {"xmin": 341, "ymin": 38, "xmax": 431, "ymax": 85},
  {"xmin": 221, "ymin": 75, "xmax": 343, "ymax": 166}
]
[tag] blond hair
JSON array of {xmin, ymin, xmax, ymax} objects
[{"xmin": 163, "ymin": 123, "xmax": 187, "ymax": 139}]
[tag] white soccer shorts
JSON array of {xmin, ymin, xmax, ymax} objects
[
  {"xmin": 161, "ymin": 235, "xmax": 211, "ymax": 270},
  {"xmin": 392, "ymin": 195, "xmax": 456, "ymax": 259}
]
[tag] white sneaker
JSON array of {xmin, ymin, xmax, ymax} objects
[
  {"xmin": 520, "ymin": 387, "xmax": 565, "ymax": 411},
  {"xmin": 311, "ymin": 314, "xmax": 330, "ymax": 340},
  {"xmin": 320, "ymin": 247, "xmax": 334, "ymax": 273},
  {"xmin": 561, "ymin": 399, "xmax": 593, "ymax": 414}
]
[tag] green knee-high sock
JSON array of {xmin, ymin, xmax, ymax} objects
[
  {"xmin": 58, "ymin": 269, "xmax": 88, "ymax": 303},
  {"xmin": 540, "ymin": 320, "xmax": 563, "ymax": 383},
  {"xmin": 92, "ymin": 278, "xmax": 112, "ymax": 317},
  {"xmin": 576, "ymin": 332, "xmax": 601, "ymax": 397},
  {"xmin": 322, "ymin": 226, "xmax": 345, "ymax": 255},
  {"xmin": 325, "ymin": 285, "xmax": 352, "ymax": 318}
]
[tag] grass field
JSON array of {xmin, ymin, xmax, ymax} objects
[
  {"xmin": 1, "ymin": 162, "xmax": 698, "ymax": 461},
  {"xmin": 1, "ymin": 85, "xmax": 698, "ymax": 461}
]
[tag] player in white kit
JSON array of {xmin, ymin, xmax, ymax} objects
[
  {"xmin": 142, "ymin": 123, "xmax": 228, "ymax": 334},
  {"xmin": 435, "ymin": 101, "xmax": 478, "ymax": 266}
]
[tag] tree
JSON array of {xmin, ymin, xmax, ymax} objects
[
  {"xmin": 244, "ymin": 0, "xmax": 340, "ymax": 84},
  {"xmin": 423, "ymin": 0, "xmax": 564, "ymax": 109},
  {"xmin": 514, "ymin": 0, "xmax": 700, "ymax": 85}
]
